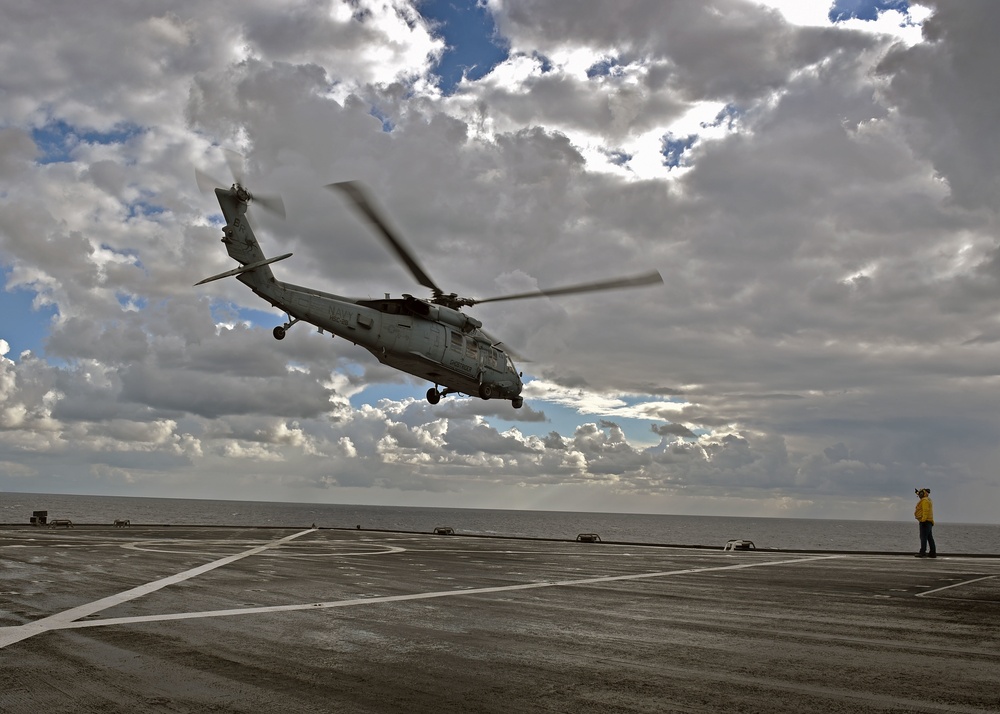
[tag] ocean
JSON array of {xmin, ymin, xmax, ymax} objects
[{"xmin": 3, "ymin": 491, "xmax": 998, "ymax": 554}]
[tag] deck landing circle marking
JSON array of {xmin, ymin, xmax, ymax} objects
[{"xmin": 121, "ymin": 539, "xmax": 404, "ymax": 558}]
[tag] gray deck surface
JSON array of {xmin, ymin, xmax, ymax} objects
[{"xmin": 1, "ymin": 525, "xmax": 998, "ymax": 713}]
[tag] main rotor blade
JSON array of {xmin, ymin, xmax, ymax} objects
[
  {"xmin": 195, "ymin": 167, "xmax": 225, "ymax": 194},
  {"xmin": 223, "ymin": 148, "xmax": 247, "ymax": 186},
  {"xmin": 480, "ymin": 328, "xmax": 529, "ymax": 363},
  {"xmin": 327, "ymin": 181, "xmax": 441, "ymax": 295},
  {"xmin": 471, "ymin": 270, "xmax": 664, "ymax": 305}
]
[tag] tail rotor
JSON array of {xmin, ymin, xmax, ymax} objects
[{"xmin": 194, "ymin": 150, "xmax": 286, "ymax": 218}]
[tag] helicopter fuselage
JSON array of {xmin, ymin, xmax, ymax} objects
[{"xmin": 265, "ymin": 283, "xmax": 523, "ymax": 403}]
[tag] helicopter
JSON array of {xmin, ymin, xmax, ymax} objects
[{"xmin": 195, "ymin": 153, "xmax": 663, "ymax": 408}]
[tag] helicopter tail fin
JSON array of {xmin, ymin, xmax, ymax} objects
[{"xmin": 209, "ymin": 187, "xmax": 277, "ymax": 288}]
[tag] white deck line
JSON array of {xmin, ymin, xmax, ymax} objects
[
  {"xmin": 47, "ymin": 554, "xmax": 842, "ymax": 631},
  {"xmin": 916, "ymin": 574, "xmax": 997, "ymax": 598},
  {"xmin": 0, "ymin": 528, "xmax": 316, "ymax": 649}
]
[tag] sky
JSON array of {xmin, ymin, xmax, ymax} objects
[{"xmin": 2, "ymin": 0, "xmax": 999, "ymax": 524}]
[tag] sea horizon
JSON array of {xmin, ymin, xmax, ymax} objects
[
  {"xmin": 3, "ymin": 490, "xmax": 999, "ymax": 554},
  {"xmin": 6, "ymin": 488, "xmax": 1000, "ymax": 525}
]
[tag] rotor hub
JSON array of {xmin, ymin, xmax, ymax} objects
[{"xmin": 432, "ymin": 291, "xmax": 475, "ymax": 310}]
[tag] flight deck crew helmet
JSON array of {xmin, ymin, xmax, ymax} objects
[{"xmin": 915, "ymin": 488, "xmax": 930, "ymax": 497}]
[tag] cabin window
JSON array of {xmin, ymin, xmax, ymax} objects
[
  {"xmin": 486, "ymin": 348, "xmax": 498, "ymax": 369},
  {"xmin": 465, "ymin": 340, "xmax": 478, "ymax": 359},
  {"xmin": 450, "ymin": 331, "xmax": 463, "ymax": 350}
]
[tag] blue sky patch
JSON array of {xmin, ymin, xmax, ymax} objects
[
  {"xmin": 115, "ymin": 292, "xmax": 147, "ymax": 312},
  {"xmin": 420, "ymin": 0, "xmax": 509, "ymax": 94},
  {"xmin": 604, "ymin": 149, "xmax": 632, "ymax": 167},
  {"xmin": 369, "ymin": 106, "xmax": 395, "ymax": 133},
  {"xmin": 348, "ymin": 379, "xmax": 424, "ymax": 410},
  {"xmin": 586, "ymin": 57, "xmax": 621, "ymax": 79},
  {"xmin": 661, "ymin": 133, "xmax": 698, "ymax": 169},
  {"xmin": 31, "ymin": 120, "xmax": 144, "ymax": 164},
  {"xmin": 0, "ymin": 271, "xmax": 58, "ymax": 358},
  {"xmin": 829, "ymin": 0, "xmax": 909, "ymax": 23},
  {"xmin": 532, "ymin": 51, "xmax": 554, "ymax": 74},
  {"xmin": 126, "ymin": 198, "xmax": 167, "ymax": 221},
  {"xmin": 702, "ymin": 103, "xmax": 743, "ymax": 131},
  {"xmin": 210, "ymin": 301, "xmax": 283, "ymax": 330}
]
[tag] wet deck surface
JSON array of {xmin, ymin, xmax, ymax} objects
[{"xmin": 1, "ymin": 525, "xmax": 999, "ymax": 713}]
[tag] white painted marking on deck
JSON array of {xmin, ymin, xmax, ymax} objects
[
  {"xmin": 0, "ymin": 528, "xmax": 316, "ymax": 649},
  {"xmin": 916, "ymin": 574, "xmax": 997, "ymax": 598},
  {"xmin": 17, "ymin": 554, "xmax": 842, "ymax": 636}
]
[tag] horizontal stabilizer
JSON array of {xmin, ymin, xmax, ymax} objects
[{"xmin": 194, "ymin": 253, "xmax": 293, "ymax": 286}]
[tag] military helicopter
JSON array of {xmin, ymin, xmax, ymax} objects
[{"xmin": 195, "ymin": 153, "xmax": 663, "ymax": 408}]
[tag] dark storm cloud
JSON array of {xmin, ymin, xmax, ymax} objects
[
  {"xmin": 118, "ymin": 364, "xmax": 335, "ymax": 419},
  {"xmin": 876, "ymin": 1, "xmax": 1000, "ymax": 210},
  {"xmin": 652, "ymin": 422, "xmax": 696, "ymax": 439}
]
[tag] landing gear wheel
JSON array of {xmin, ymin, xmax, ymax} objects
[
  {"xmin": 478, "ymin": 383, "xmax": 494, "ymax": 400},
  {"xmin": 426, "ymin": 388, "xmax": 441, "ymax": 405},
  {"xmin": 273, "ymin": 326, "xmax": 286, "ymax": 341},
  {"xmin": 512, "ymin": 397, "xmax": 523, "ymax": 409}
]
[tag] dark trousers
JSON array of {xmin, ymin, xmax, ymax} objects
[{"xmin": 919, "ymin": 521, "xmax": 936, "ymax": 554}]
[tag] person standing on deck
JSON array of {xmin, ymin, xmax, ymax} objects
[{"xmin": 914, "ymin": 488, "xmax": 936, "ymax": 558}]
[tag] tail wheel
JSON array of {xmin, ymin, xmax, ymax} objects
[
  {"xmin": 479, "ymin": 383, "xmax": 494, "ymax": 400},
  {"xmin": 273, "ymin": 326, "xmax": 286, "ymax": 340},
  {"xmin": 512, "ymin": 397, "xmax": 523, "ymax": 409},
  {"xmin": 427, "ymin": 388, "xmax": 441, "ymax": 405}
]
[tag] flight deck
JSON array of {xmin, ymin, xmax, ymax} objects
[{"xmin": 1, "ymin": 525, "xmax": 998, "ymax": 713}]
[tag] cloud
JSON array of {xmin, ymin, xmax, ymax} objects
[
  {"xmin": 876, "ymin": 1, "xmax": 1000, "ymax": 210},
  {"xmin": 1, "ymin": 1, "xmax": 999, "ymax": 522},
  {"xmin": 652, "ymin": 422, "xmax": 697, "ymax": 439}
]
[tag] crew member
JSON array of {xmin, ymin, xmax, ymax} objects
[{"xmin": 914, "ymin": 488, "xmax": 936, "ymax": 558}]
